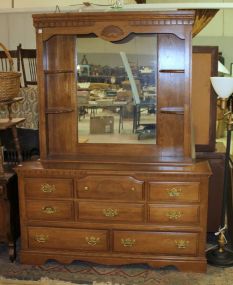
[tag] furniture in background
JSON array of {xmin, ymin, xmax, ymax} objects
[
  {"xmin": 16, "ymin": 11, "xmax": 210, "ymax": 272},
  {"xmin": 192, "ymin": 46, "xmax": 225, "ymax": 234},
  {"xmin": 196, "ymin": 143, "xmax": 225, "ymax": 232},
  {"xmin": 0, "ymin": 171, "xmax": 19, "ymax": 261},
  {"xmin": 0, "ymin": 98, "xmax": 26, "ymax": 164},
  {"xmin": 0, "ymin": 46, "xmax": 20, "ymax": 73},
  {"xmin": 192, "ymin": 46, "xmax": 218, "ymax": 152},
  {"xmin": 18, "ymin": 44, "xmax": 37, "ymax": 87},
  {"xmin": 0, "ymin": 86, "xmax": 39, "ymax": 162}
]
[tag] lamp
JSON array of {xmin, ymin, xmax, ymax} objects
[{"xmin": 206, "ymin": 76, "xmax": 233, "ymax": 266}]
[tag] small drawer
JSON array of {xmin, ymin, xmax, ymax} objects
[
  {"xmin": 26, "ymin": 200, "xmax": 74, "ymax": 221},
  {"xmin": 113, "ymin": 231, "xmax": 198, "ymax": 256},
  {"xmin": 28, "ymin": 227, "xmax": 108, "ymax": 251},
  {"xmin": 78, "ymin": 201, "xmax": 144, "ymax": 223},
  {"xmin": 77, "ymin": 175, "xmax": 144, "ymax": 201},
  {"xmin": 148, "ymin": 182, "xmax": 200, "ymax": 202},
  {"xmin": 24, "ymin": 178, "xmax": 73, "ymax": 199},
  {"xmin": 148, "ymin": 204, "xmax": 200, "ymax": 224}
]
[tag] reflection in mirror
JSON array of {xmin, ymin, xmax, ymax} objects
[{"xmin": 77, "ymin": 35, "xmax": 157, "ymax": 144}]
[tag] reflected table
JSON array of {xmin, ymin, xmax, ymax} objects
[{"xmin": 79, "ymin": 101, "xmax": 127, "ymax": 133}]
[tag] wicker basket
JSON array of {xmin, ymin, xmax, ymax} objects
[{"xmin": 0, "ymin": 43, "xmax": 21, "ymax": 102}]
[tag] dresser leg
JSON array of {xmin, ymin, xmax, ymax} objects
[
  {"xmin": 8, "ymin": 241, "xmax": 16, "ymax": 262},
  {"xmin": 11, "ymin": 126, "xmax": 23, "ymax": 165}
]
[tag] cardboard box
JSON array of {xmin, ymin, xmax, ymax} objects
[{"xmin": 90, "ymin": 116, "xmax": 114, "ymax": 134}]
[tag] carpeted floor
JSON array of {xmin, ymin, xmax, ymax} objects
[{"xmin": 1, "ymin": 242, "xmax": 233, "ymax": 285}]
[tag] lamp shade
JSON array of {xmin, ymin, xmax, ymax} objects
[
  {"xmin": 218, "ymin": 61, "xmax": 230, "ymax": 75},
  {"xmin": 210, "ymin": 77, "xmax": 233, "ymax": 98}
]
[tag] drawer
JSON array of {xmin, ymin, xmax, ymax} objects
[
  {"xmin": 28, "ymin": 227, "xmax": 108, "ymax": 251},
  {"xmin": 113, "ymin": 231, "xmax": 198, "ymax": 256},
  {"xmin": 78, "ymin": 202, "xmax": 144, "ymax": 223},
  {"xmin": 24, "ymin": 178, "xmax": 73, "ymax": 199},
  {"xmin": 77, "ymin": 175, "xmax": 144, "ymax": 201},
  {"xmin": 148, "ymin": 182, "xmax": 200, "ymax": 202},
  {"xmin": 148, "ymin": 204, "xmax": 200, "ymax": 224},
  {"xmin": 26, "ymin": 200, "xmax": 74, "ymax": 221}
]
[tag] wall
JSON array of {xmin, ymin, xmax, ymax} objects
[{"xmin": 1, "ymin": 2, "xmax": 233, "ymax": 70}]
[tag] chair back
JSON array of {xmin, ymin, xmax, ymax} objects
[
  {"xmin": 0, "ymin": 47, "xmax": 20, "ymax": 72},
  {"xmin": 19, "ymin": 44, "xmax": 37, "ymax": 87}
]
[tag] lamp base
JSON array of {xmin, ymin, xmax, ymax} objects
[{"xmin": 206, "ymin": 247, "xmax": 233, "ymax": 267}]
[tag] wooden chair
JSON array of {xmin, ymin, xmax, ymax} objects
[
  {"xmin": 18, "ymin": 44, "xmax": 37, "ymax": 87},
  {"xmin": 0, "ymin": 45, "xmax": 20, "ymax": 72}
]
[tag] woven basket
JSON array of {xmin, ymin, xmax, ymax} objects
[{"xmin": 0, "ymin": 43, "xmax": 21, "ymax": 102}]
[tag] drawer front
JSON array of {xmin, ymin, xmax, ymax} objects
[
  {"xmin": 113, "ymin": 231, "xmax": 198, "ymax": 256},
  {"xmin": 149, "ymin": 182, "xmax": 200, "ymax": 202},
  {"xmin": 28, "ymin": 227, "xmax": 108, "ymax": 251},
  {"xmin": 24, "ymin": 178, "xmax": 73, "ymax": 199},
  {"xmin": 78, "ymin": 202, "xmax": 144, "ymax": 223},
  {"xmin": 26, "ymin": 200, "xmax": 74, "ymax": 221},
  {"xmin": 148, "ymin": 204, "xmax": 200, "ymax": 224},
  {"xmin": 77, "ymin": 175, "xmax": 144, "ymax": 201}
]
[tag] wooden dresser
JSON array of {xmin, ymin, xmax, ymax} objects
[
  {"xmin": 17, "ymin": 160, "xmax": 210, "ymax": 272},
  {"xmin": 16, "ymin": 10, "xmax": 211, "ymax": 272}
]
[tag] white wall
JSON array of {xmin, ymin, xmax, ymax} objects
[{"xmin": 1, "ymin": 2, "xmax": 233, "ymax": 70}]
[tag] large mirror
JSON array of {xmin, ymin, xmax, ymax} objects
[{"xmin": 77, "ymin": 35, "xmax": 157, "ymax": 144}]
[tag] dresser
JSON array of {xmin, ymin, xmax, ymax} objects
[
  {"xmin": 17, "ymin": 160, "xmax": 210, "ymax": 272},
  {"xmin": 16, "ymin": 10, "xmax": 211, "ymax": 272}
]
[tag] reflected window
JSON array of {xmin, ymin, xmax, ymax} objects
[{"xmin": 77, "ymin": 35, "xmax": 157, "ymax": 144}]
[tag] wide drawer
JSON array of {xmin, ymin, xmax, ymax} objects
[
  {"xmin": 148, "ymin": 182, "xmax": 200, "ymax": 202},
  {"xmin": 25, "ymin": 200, "xmax": 74, "ymax": 221},
  {"xmin": 28, "ymin": 227, "xmax": 108, "ymax": 251},
  {"xmin": 113, "ymin": 231, "xmax": 198, "ymax": 256},
  {"xmin": 78, "ymin": 201, "xmax": 144, "ymax": 223},
  {"xmin": 24, "ymin": 178, "xmax": 73, "ymax": 199},
  {"xmin": 148, "ymin": 204, "xmax": 200, "ymax": 224},
  {"xmin": 77, "ymin": 175, "xmax": 144, "ymax": 201}
]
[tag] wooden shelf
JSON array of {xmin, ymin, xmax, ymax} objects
[
  {"xmin": 159, "ymin": 107, "xmax": 184, "ymax": 114},
  {"xmin": 0, "ymin": 97, "xmax": 23, "ymax": 106},
  {"xmin": 44, "ymin": 70, "xmax": 74, "ymax": 74},
  {"xmin": 45, "ymin": 108, "xmax": 74, "ymax": 114},
  {"xmin": 159, "ymin": 69, "xmax": 184, "ymax": 73},
  {"xmin": 0, "ymin": 118, "xmax": 26, "ymax": 130}
]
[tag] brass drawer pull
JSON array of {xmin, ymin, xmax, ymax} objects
[
  {"xmin": 41, "ymin": 183, "xmax": 55, "ymax": 193},
  {"xmin": 167, "ymin": 187, "xmax": 182, "ymax": 197},
  {"xmin": 130, "ymin": 187, "xmax": 135, "ymax": 191},
  {"xmin": 85, "ymin": 236, "xmax": 100, "ymax": 246},
  {"xmin": 103, "ymin": 208, "xmax": 118, "ymax": 217},
  {"xmin": 175, "ymin": 240, "xmax": 189, "ymax": 249},
  {"xmin": 121, "ymin": 238, "xmax": 136, "ymax": 247},
  {"xmin": 42, "ymin": 206, "xmax": 56, "ymax": 214},
  {"xmin": 84, "ymin": 186, "xmax": 89, "ymax": 191},
  {"xmin": 35, "ymin": 234, "xmax": 48, "ymax": 243},
  {"xmin": 166, "ymin": 211, "xmax": 182, "ymax": 220}
]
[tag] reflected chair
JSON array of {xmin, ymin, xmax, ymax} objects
[{"xmin": 18, "ymin": 44, "xmax": 37, "ymax": 87}]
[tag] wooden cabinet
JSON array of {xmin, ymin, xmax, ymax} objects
[
  {"xmin": 0, "ymin": 172, "xmax": 19, "ymax": 261},
  {"xmin": 16, "ymin": 10, "xmax": 211, "ymax": 272}
]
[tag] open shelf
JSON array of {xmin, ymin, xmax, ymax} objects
[
  {"xmin": 44, "ymin": 70, "xmax": 74, "ymax": 74},
  {"xmin": 45, "ymin": 108, "xmax": 74, "ymax": 114},
  {"xmin": 159, "ymin": 107, "xmax": 184, "ymax": 114},
  {"xmin": 159, "ymin": 69, "xmax": 185, "ymax": 73}
]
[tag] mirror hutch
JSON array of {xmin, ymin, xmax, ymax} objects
[{"xmin": 16, "ymin": 9, "xmax": 211, "ymax": 272}]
